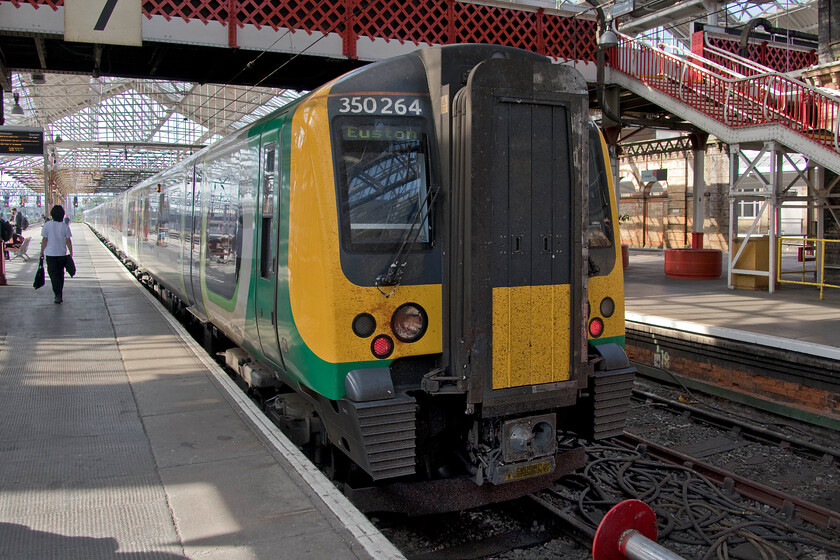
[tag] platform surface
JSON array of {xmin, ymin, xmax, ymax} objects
[
  {"xmin": 624, "ymin": 249, "xmax": 840, "ymax": 352},
  {"xmin": 0, "ymin": 223, "xmax": 402, "ymax": 560}
]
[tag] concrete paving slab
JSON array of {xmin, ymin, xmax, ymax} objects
[
  {"xmin": 132, "ymin": 375, "xmax": 229, "ymax": 416},
  {"xmin": 142, "ymin": 406, "xmax": 267, "ymax": 468},
  {"xmin": 184, "ymin": 530, "xmax": 366, "ymax": 560},
  {"xmin": 161, "ymin": 456, "xmax": 333, "ymax": 546},
  {"xmin": 0, "ymin": 223, "xmax": 401, "ymax": 560},
  {"xmin": 625, "ymin": 249, "xmax": 840, "ymax": 348}
]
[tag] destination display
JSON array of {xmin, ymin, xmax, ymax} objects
[
  {"xmin": 0, "ymin": 126, "xmax": 44, "ymax": 155},
  {"xmin": 341, "ymin": 124, "xmax": 421, "ymax": 141}
]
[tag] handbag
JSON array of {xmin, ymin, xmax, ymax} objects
[
  {"xmin": 33, "ymin": 256, "xmax": 45, "ymax": 289},
  {"xmin": 64, "ymin": 255, "xmax": 76, "ymax": 277}
]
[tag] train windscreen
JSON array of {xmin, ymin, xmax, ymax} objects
[
  {"xmin": 334, "ymin": 118, "xmax": 432, "ymax": 252},
  {"xmin": 588, "ymin": 124, "xmax": 614, "ymax": 249}
]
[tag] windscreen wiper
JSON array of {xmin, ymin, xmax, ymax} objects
[{"xmin": 375, "ymin": 184, "xmax": 440, "ymax": 297}]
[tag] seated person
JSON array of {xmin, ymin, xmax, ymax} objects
[{"xmin": 8, "ymin": 232, "xmax": 23, "ymax": 248}]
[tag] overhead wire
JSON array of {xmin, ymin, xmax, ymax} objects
[{"xmin": 185, "ymin": 26, "xmax": 330, "ymax": 133}]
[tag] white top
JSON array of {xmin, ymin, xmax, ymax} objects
[{"xmin": 41, "ymin": 220, "xmax": 72, "ymax": 257}]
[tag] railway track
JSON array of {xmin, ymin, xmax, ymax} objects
[
  {"xmin": 520, "ymin": 375, "xmax": 840, "ymax": 558},
  {"xmin": 534, "ymin": 438, "xmax": 840, "ymax": 559},
  {"xmin": 631, "ymin": 388, "xmax": 840, "ymax": 465},
  {"xmin": 384, "ymin": 410, "xmax": 840, "ymax": 560},
  {"xmin": 625, "ymin": 322, "xmax": 840, "ymax": 434},
  {"xmin": 615, "ymin": 432, "xmax": 840, "ymax": 530}
]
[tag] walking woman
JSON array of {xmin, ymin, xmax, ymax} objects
[{"xmin": 40, "ymin": 204, "xmax": 73, "ymax": 304}]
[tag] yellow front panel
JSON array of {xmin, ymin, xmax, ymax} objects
[
  {"xmin": 586, "ymin": 130, "xmax": 625, "ymax": 343},
  {"xmin": 288, "ymin": 86, "xmax": 442, "ymax": 364},
  {"xmin": 492, "ymin": 285, "xmax": 571, "ymax": 389}
]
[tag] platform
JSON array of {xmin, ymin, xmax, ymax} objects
[
  {"xmin": 0, "ymin": 223, "xmax": 403, "ymax": 560},
  {"xmin": 625, "ymin": 248, "xmax": 840, "ymax": 353},
  {"xmin": 624, "ymin": 248, "xmax": 840, "ymax": 428}
]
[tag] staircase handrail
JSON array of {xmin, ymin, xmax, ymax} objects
[
  {"xmin": 701, "ymin": 39, "xmax": 778, "ymax": 77},
  {"xmin": 608, "ymin": 32, "xmax": 840, "ymax": 154},
  {"xmin": 702, "ymin": 36, "xmax": 817, "ymax": 84},
  {"xmin": 702, "ymin": 38, "xmax": 840, "ymax": 99},
  {"xmin": 623, "ymin": 32, "xmax": 840, "ymax": 104},
  {"xmin": 661, "ymin": 40, "xmax": 748, "ymax": 80}
]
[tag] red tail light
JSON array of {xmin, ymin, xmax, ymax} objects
[
  {"xmin": 589, "ymin": 318, "xmax": 604, "ymax": 338},
  {"xmin": 371, "ymin": 335, "xmax": 394, "ymax": 359}
]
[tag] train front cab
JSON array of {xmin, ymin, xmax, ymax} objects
[{"xmin": 311, "ymin": 46, "xmax": 635, "ymax": 513}]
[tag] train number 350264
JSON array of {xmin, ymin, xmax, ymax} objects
[{"xmin": 337, "ymin": 96, "xmax": 423, "ymax": 116}]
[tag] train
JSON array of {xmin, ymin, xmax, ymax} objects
[{"xmin": 85, "ymin": 44, "xmax": 635, "ymax": 514}]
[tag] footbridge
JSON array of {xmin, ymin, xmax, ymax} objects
[
  {"xmin": 604, "ymin": 28, "xmax": 839, "ymax": 293},
  {"xmin": 605, "ymin": 30, "xmax": 840, "ymax": 174},
  {"xmin": 0, "ymin": 0, "xmax": 597, "ymax": 89}
]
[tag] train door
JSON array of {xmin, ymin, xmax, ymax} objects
[
  {"xmin": 254, "ymin": 132, "xmax": 285, "ymax": 370},
  {"xmin": 450, "ymin": 58, "xmax": 588, "ymax": 409},
  {"xmin": 183, "ymin": 164, "xmax": 204, "ymax": 311}
]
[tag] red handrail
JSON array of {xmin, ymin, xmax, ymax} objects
[{"xmin": 608, "ymin": 34, "xmax": 840, "ymax": 155}]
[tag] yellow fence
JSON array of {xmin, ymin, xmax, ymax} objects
[{"xmin": 776, "ymin": 237, "xmax": 840, "ymax": 299}]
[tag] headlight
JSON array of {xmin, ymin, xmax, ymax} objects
[
  {"xmin": 600, "ymin": 297, "xmax": 615, "ymax": 318},
  {"xmin": 352, "ymin": 313, "xmax": 376, "ymax": 338},
  {"xmin": 391, "ymin": 303, "xmax": 427, "ymax": 343}
]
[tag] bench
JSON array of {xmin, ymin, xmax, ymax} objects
[{"xmin": 8, "ymin": 237, "xmax": 32, "ymax": 261}]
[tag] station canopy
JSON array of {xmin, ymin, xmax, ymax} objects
[
  {"xmin": 0, "ymin": 0, "xmax": 817, "ymax": 206},
  {"xmin": 1, "ymin": 73, "xmax": 303, "ymax": 204}
]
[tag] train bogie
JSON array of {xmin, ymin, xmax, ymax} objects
[{"xmin": 86, "ymin": 44, "xmax": 634, "ymax": 515}]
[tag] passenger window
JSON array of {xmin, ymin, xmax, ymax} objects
[
  {"xmin": 260, "ymin": 142, "xmax": 277, "ymax": 279},
  {"xmin": 205, "ymin": 154, "xmax": 240, "ymax": 300}
]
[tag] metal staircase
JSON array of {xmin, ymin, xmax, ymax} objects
[{"xmin": 604, "ymin": 33, "xmax": 840, "ymax": 175}]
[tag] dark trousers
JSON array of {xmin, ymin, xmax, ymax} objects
[{"xmin": 45, "ymin": 255, "xmax": 67, "ymax": 297}]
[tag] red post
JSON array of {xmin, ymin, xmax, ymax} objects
[
  {"xmin": 227, "ymin": 0, "xmax": 239, "ymax": 48},
  {"xmin": 692, "ymin": 231, "xmax": 704, "ymax": 249},
  {"xmin": 690, "ymin": 30, "xmax": 704, "ymax": 83},
  {"xmin": 691, "ymin": 30, "xmax": 704, "ymax": 58},
  {"xmin": 447, "ymin": 0, "xmax": 456, "ymax": 45},
  {"xmin": 343, "ymin": 0, "xmax": 358, "ymax": 59}
]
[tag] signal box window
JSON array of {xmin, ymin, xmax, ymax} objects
[{"xmin": 334, "ymin": 119, "xmax": 432, "ymax": 252}]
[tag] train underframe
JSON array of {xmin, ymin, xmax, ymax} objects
[{"xmin": 221, "ymin": 336, "xmax": 634, "ymax": 515}]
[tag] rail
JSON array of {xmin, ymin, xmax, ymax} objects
[
  {"xmin": 777, "ymin": 236, "xmax": 840, "ymax": 299},
  {"xmin": 702, "ymin": 40, "xmax": 779, "ymax": 78},
  {"xmin": 703, "ymin": 31, "xmax": 817, "ymax": 75},
  {"xmin": 615, "ymin": 433, "xmax": 840, "ymax": 530},
  {"xmin": 607, "ymin": 32, "xmax": 840, "ymax": 156}
]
